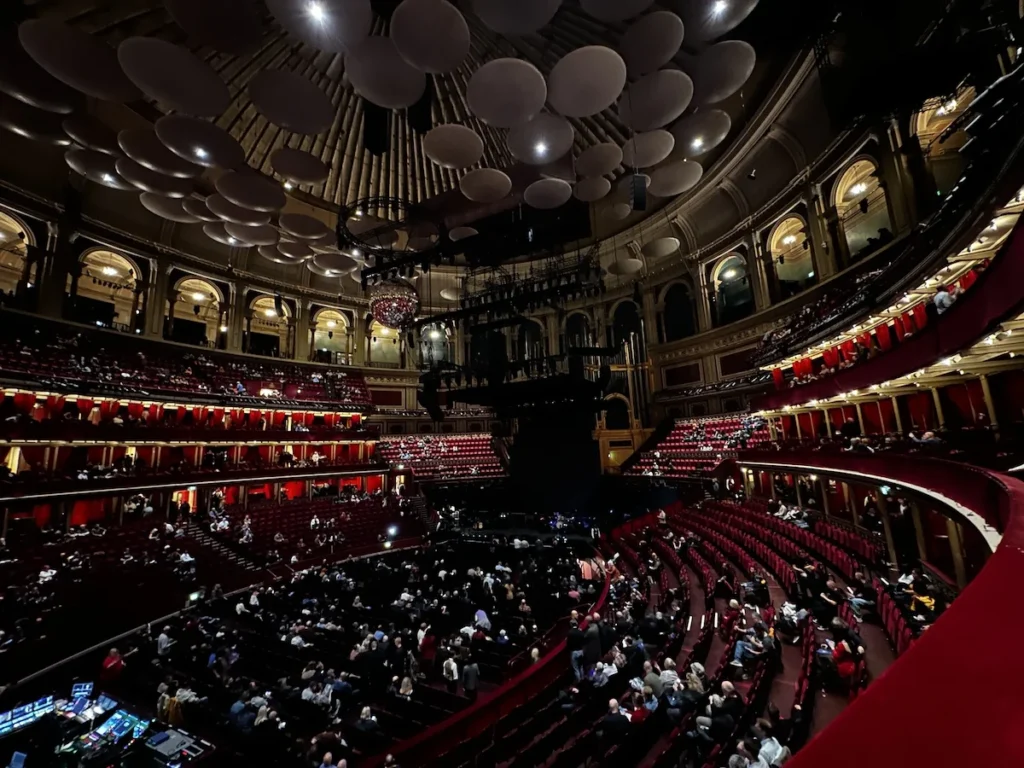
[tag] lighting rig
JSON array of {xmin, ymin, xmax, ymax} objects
[{"xmin": 410, "ymin": 245, "xmax": 606, "ymax": 331}]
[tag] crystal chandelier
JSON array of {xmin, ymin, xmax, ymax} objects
[{"xmin": 369, "ymin": 279, "xmax": 419, "ymax": 330}]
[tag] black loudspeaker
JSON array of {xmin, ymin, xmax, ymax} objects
[
  {"xmin": 273, "ymin": 294, "xmax": 284, "ymax": 317},
  {"xmin": 597, "ymin": 363, "xmax": 612, "ymax": 394},
  {"xmin": 408, "ymin": 80, "xmax": 434, "ymax": 134},
  {"xmin": 417, "ymin": 373, "xmax": 444, "ymax": 422},
  {"xmin": 363, "ymin": 101, "xmax": 389, "ymax": 156},
  {"xmin": 631, "ymin": 174, "xmax": 647, "ymax": 212}
]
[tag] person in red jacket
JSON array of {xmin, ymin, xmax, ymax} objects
[
  {"xmin": 419, "ymin": 630, "xmax": 437, "ymax": 678},
  {"xmin": 100, "ymin": 647, "xmax": 125, "ymax": 682},
  {"xmin": 833, "ymin": 640, "xmax": 856, "ymax": 684}
]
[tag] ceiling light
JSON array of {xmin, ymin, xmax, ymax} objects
[
  {"xmin": 534, "ymin": 141, "xmax": 548, "ymax": 157},
  {"xmin": 429, "ymin": 329, "xmax": 442, "ymax": 340},
  {"xmin": 193, "ymin": 146, "xmax": 208, "ymax": 160},
  {"xmin": 354, "ymin": 209, "xmax": 363, "ymax": 217},
  {"xmin": 102, "ymin": 173, "xmax": 115, "ymax": 183},
  {"xmin": 691, "ymin": 137, "xmax": 705, "ymax": 151},
  {"xmin": 220, "ymin": 325, "xmax": 228, "ymax": 333},
  {"xmin": 264, "ymin": 308, "xmax": 276, "ymax": 317},
  {"xmin": 807, "ymin": 271, "xmax": 815, "ymax": 278},
  {"xmin": 284, "ymin": 181, "xmax": 294, "ymax": 190},
  {"xmin": 102, "ymin": 266, "xmax": 118, "ymax": 276},
  {"xmin": 723, "ymin": 268, "xmax": 737, "ymax": 279},
  {"xmin": 782, "ymin": 234, "xmax": 797, "ymax": 245},
  {"xmin": 713, "ymin": 0, "xmax": 728, "ymax": 14},
  {"xmin": 228, "ymin": 237, "xmax": 239, "ymax": 245},
  {"xmin": 192, "ymin": 292, "xmax": 205, "ymax": 302},
  {"xmin": 352, "ymin": 248, "xmax": 361, "ymax": 257},
  {"xmin": 308, "ymin": 1, "xmax": 326, "ymax": 22},
  {"xmin": 849, "ymin": 182, "xmax": 868, "ymax": 197},
  {"xmin": 326, "ymin": 320, "xmax": 336, "ymax": 328}
]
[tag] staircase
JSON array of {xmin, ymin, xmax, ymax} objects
[
  {"xmin": 407, "ymin": 494, "xmax": 432, "ymax": 529},
  {"xmin": 186, "ymin": 521, "xmax": 262, "ymax": 573},
  {"xmin": 619, "ymin": 416, "xmax": 676, "ymax": 473},
  {"xmin": 491, "ymin": 435, "xmax": 512, "ymax": 473}
]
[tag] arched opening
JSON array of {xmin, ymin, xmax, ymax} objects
[
  {"xmin": 604, "ymin": 397, "xmax": 631, "ymax": 430},
  {"xmin": 311, "ymin": 308, "xmax": 349, "ymax": 365},
  {"xmin": 661, "ymin": 282, "xmax": 697, "ymax": 342},
  {"xmin": 248, "ymin": 295, "xmax": 290, "ymax": 357},
  {"xmin": 419, "ymin": 323, "xmax": 451, "ymax": 369},
  {"xmin": 170, "ymin": 277, "xmax": 223, "ymax": 347},
  {"xmin": 834, "ymin": 159, "xmax": 892, "ymax": 258},
  {"xmin": 368, "ymin": 320, "xmax": 401, "ymax": 367},
  {"xmin": 0, "ymin": 210, "xmax": 32, "ymax": 295},
  {"xmin": 610, "ymin": 301, "xmax": 642, "ymax": 349},
  {"xmin": 769, "ymin": 216, "xmax": 817, "ymax": 299},
  {"xmin": 914, "ymin": 89, "xmax": 974, "ymax": 194},
  {"xmin": 516, "ymin": 320, "xmax": 545, "ymax": 362},
  {"xmin": 69, "ymin": 250, "xmax": 139, "ymax": 330},
  {"xmin": 711, "ymin": 253, "xmax": 754, "ymax": 327},
  {"xmin": 565, "ymin": 312, "xmax": 591, "ymax": 350}
]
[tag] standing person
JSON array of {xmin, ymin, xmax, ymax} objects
[
  {"xmin": 461, "ymin": 656, "xmax": 480, "ymax": 702},
  {"xmin": 442, "ymin": 655, "xmax": 458, "ymax": 694}
]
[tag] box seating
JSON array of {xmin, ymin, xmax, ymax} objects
[{"xmin": 627, "ymin": 416, "xmax": 769, "ymax": 478}]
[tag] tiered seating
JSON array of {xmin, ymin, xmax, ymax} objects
[
  {"xmin": 0, "ymin": 310, "xmax": 371, "ymax": 409},
  {"xmin": 212, "ymin": 495, "xmax": 418, "ymax": 564},
  {"xmin": 627, "ymin": 415, "xmax": 769, "ymax": 479},
  {"xmin": 876, "ymin": 577, "xmax": 917, "ymax": 656},
  {"xmin": 813, "ymin": 517, "xmax": 884, "ymax": 563},
  {"xmin": 377, "ymin": 433, "xmax": 505, "ymax": 480}
]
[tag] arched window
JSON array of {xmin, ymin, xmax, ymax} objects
[
  {"xmin": 248, "ymin": 295, "xmax": 290, "ymax": 357},
  {"xmin": 419, "ymin": 323, "xmax": 451, "ymax": 369},
  {"xmin": 516, "ymin": 320, "xmax": 545, "ymax": 361},
  {"xmin": 611, "ymin": 301, "xmax": 641, "ymax": 348},
  {"xmin": 311, "ymin": 309, "xmax": 349, "ymax": 364},
  {"xmin": 661, "ymin": 283, "xmax": 696, "ymax": 342},
  {"xmin": 70, "ymin": 250, "xmax": 139, "ymax": 330},
  {"xmin": 769, "ymin": 216, "xmax": 817, "ymax": 299},
  {"xmin": 0, "ymin": 210, "xmax": 31, "ymax": 294},
  {"xmin": 171, "ymin": 277, "xmax": 222, "ymax": 346},
  {"xmin": 914, "ymin": 89, "xmax": 974, "ymax": 194},
  {"xmin": 604, "ymin": 397, "xmax": 631, "ymax": 430},
  {"xmin": 834, "ymin": 159, "xmax": 892, "ymax": 258},
  {"xmin": 368, "ymin": 320, "xmax": 402, "ymax": 367},
  {"xmin": 565, "ymin": 312, "xmax": 591, "ymax": 349},
  {"xmin": 711, "ymin": 253, "xmax": 754, "ymax": 326}
]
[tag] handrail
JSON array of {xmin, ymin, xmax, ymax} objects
[{"xmin": 735, "ymin": 452, "xmax": 1024, "ymax": 768}]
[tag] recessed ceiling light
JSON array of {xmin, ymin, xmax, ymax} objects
[
  {"xmin": 326, "ymin": 320, "xmax": 336, "ymax": 328},
  {"xmin": 284, "ymin": 181, "xmax": 294, "ymax": 190},
  {"xmin": 102, "ymin": 173, "xmax": 115, "ymax": 183},
  {"xmin": 264, "ymin": 308, "xmax": 276, "ymax": 317},
  {"xmin": 352, "ymin": 248, "xmax": 361, "ymax": 257},
  {"xmin": 308, "ymin": 1, "xmax": 326, "ymax": 23},
  {"xmin": 193, "ymin": 146, "xmax": 208, "ymax": 160},
  {"xmin": 782, "ymin": 235, "xmax": 797, "ymax": 245},
  {"xmin": 713, "ymin": 0, "xmax": 728, "ymax": 14},
  {"xmin": 228, "ymin": 237, "xmax": 238, "ymax": 245},
  {"xmin": 534, "ymin": 141, "xmax": 548, "ymax": 157},
  {"xmin": 691, "ymin": 137, "xmax": 705, "ymax": 151},
  {"xmin": 192, "ymin": 292, "xmax": 205, "ymax": 301},
  {"xmin": 429, "ymin": 329, "xmax": 442, "ymax": 340},
  {"xmin": 807, "ymin": 271, "xmax": 815, "ymax": 278},
  {"xmin": 102, "ymin": 266, "xmax": 118, "ymax": 276},
  {"xmin": 723, "ymin": 268, "xmax": 737, "ymax": 279},
  {"xmin": 849, "ymin": 182, "xmax": 868, "ymax": 197}
]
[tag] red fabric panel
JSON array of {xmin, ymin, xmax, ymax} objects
[
  {"xmin": 945, "ymin": 382, "xmax": 983, "ymax": 425},
  {"xmin": 282, "ymin": 480, "xmax": 306, "ymax": 500},
  {"xmin": 99, "ymin": 400, "xmax": 119, "ymax": 420},
  {"xmin": 76, "ymin": 398, "xmax": 93, "ymax": 415},
  {"xmin": 192, "ymin": 406, "xmax": 208, "ymax": 423},
  {"xmin": 33, "ymin": 504, "xmax": 51, "ymax": 527},
  {"xmin": 365, "ymin": 474, "xmax": 383, "ymax": 492},
  {"xmin": 351, "ymin": 414, "xmax": 361, "ymax": 425},
  {"xmin": 70, "ymin": 499, "xmax": 107, "ymax": 526},
  {"xmin": 175, "ymin": 405, "xmax": 186, "ymax": 422},
  {"xmin": 45, "ymin": 395, "xmax": 65, "ymax": 415},
  {"xmin": 212, "ymin": 408, "xmax": 225, "ymax": 425},
  {"xmin": 127, "ymin": 402, "xmax": 144, "ymax": 418},
  {"xmin": 912, "ymin": 303, "xmax": 928, "ymax": 329},
  {"xmin": 893, "ymin": 315, "xmax": 906, "ymax": 341},
  {"xmin": 876, "ymin": 323, "xmax": 893, "ymax": 351},
  {"xmin": 224, "ymin": 486, "xmax": 239, "ymax": 505},
  {"xmin": 249, "ymin": 409, "xmax": 262, "ymax": 424},
  {"xmin": 304, "ymin": 413, "xmax": 315, "ymax": 426},
  {"xmin": 797, "ymin": 412, "xmax": 813, "ymax": 436},
  {"xmin": 273, "ymin": 411, "xmax": 287, "ymax": 426},
  {"xmin": 13, "ymin": 393, "xmax": 36, "ymax": 413},
  {"xmin": 773, "ymin": 368, "xmax": 784, "ymax": 389},
  {"xmin": 902, "ymin": 311, "xmax": 917, "ymax": 335},
  {"xmin": 861, "ymin": 402, "xmax": 883, "ymax": 434}
]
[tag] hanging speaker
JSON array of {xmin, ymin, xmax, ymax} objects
[
  {"xmin": 631, "ymin": 174, "xmax": 647, "ymax": 212},
  {"xmin": 274, "ymin": 294, "xmax": 284, "ymax": 317},
  {"xmin": 363, "ymin": 101, "xmax": 389, "ymax": 156}
]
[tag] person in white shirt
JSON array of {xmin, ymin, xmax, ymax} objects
[
  {"xmin": 236, "ymin": 601, "xmax": 249, "ymax": 615},
  {"xmin": 157, "ymin": 627, "xmax": 173, "ymax": 657},
  {"xmin": 249, "ymin": 592, "xmax": 260, "ymax": 607},
  {"xmin": 933, "ymin": 285, "xmax": 959, "ymax": 314},
  {"xmin": 179, "ymin": 551, "xmax": 194, "ymax": 563},
  {"xmin": 310, "ymin": 515, "xmax": 321, "ymax": 530},
  {"xmin": 39, "ymin": 566, "xmax": 57, "ymax": 584},
  {"xmin": 291, "ymin": 633, "xmax": 311, "ymax": 648},
  {"xmin": 442, "ymin": 657, "xmax": 459, "ymax": 693}
]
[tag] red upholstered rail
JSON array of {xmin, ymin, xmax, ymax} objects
[
  {"xmin": 757, "ymin": 216, "xmax": 1024, "ymax": 410},
  {"xmin": 739, "ymin": 452, "xmax": 1024, "ymax": 768},
  {"xmin": 378, "ymin": 512, "xmax": 657, "ymax": 767}
]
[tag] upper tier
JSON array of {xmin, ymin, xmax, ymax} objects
[{"xmin": 0, "ymin": 310, "xmax": 371, "ymax": 411}]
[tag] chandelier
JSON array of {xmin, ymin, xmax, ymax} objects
[{"xmin": 369, "ymin": 279, "xmax": 419, "ymax": 330}]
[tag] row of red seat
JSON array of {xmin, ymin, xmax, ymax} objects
[{"xmin": 377, "ymin": 434, "xmax": 505, "ymax": 480}]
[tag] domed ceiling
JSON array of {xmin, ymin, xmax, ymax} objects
[{"xmin": 0, "ymin": 0, "xmax": 777, "ymax": 269}]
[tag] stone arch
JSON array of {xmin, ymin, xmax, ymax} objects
[
  {"xmin": 659, "ymin": 281, "xmax": 697, "ymax": 343},
  {"xmin": 710, "ymin": 252, "xmax": 755, "ymax": 327},
  {"xmin": 766, "ymin": 214, "xmax": 816, "ymax": 298},
  {"xmin": 171, "ymin": 276, "xmax": 224, "ymax": 345},
  {"xmin": 71, "ymin": 248, "xmax": 141, "ymax": 329},
  {"xmin": 603, "ymin": 393, "xmax": 632, "ymax": 431},
  {"xmin": 0, "ymin": 208, "xmax": 35, "ymax": 294},
  {"xmin": 832, "ymin": 156, "xmax": 892, "ymax": 257}
]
